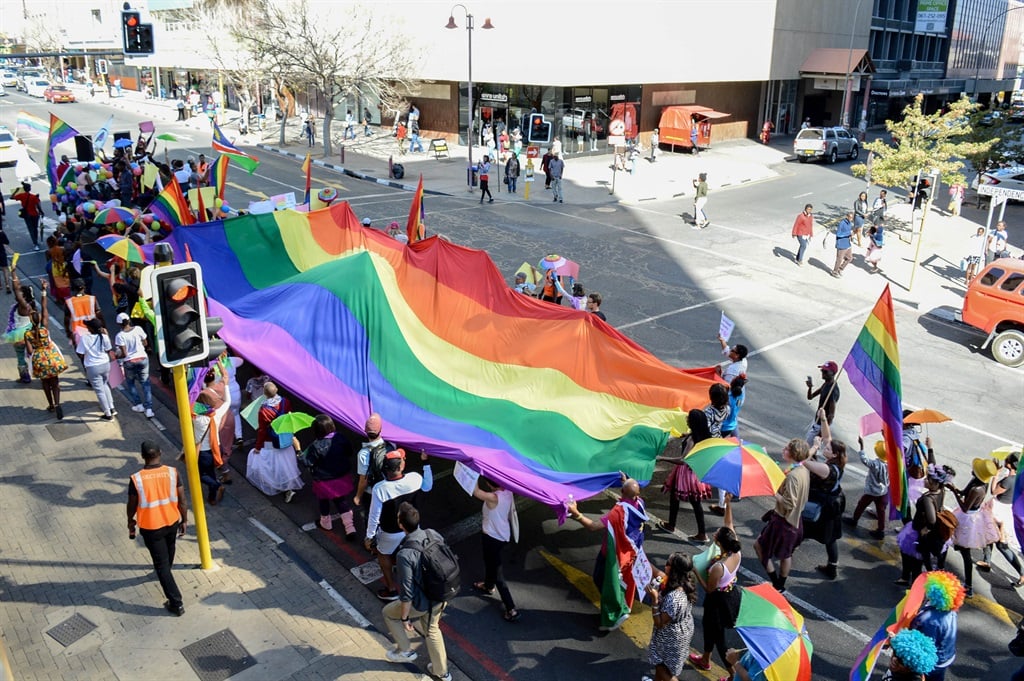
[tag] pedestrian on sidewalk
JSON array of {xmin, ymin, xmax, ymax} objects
[
  {"xmin": 803, "ymin": 412, "xmax": 847, "ymax": 581},
  {"xmin": 11, "ymin": 182, "xmax": 44, "ymax": 250},
  {"xmin": 20, "ymin": 278, "xmax": 68, "ymax": 417},
  {"xmin": 692, "ymin": 173, "xmax": 709, "ymax": 228},
  {"xmin": 344, "ymin": 110, "xmax": 357, "ymax": 140},
  {"xmin": 753, "ymin": 438, "xmax": 811, "ymax": 592},
  {"xmin": 872, "ymin": 189, "xmax": 888, "ymax": 225},
  {"xmin": 847, "ymin": 437, "xmax": 890, "ymax": 539},
  {"xmin": 75, "ymin": 317, "xmax": 117, "ymax": 420},
  {"xmin": 382, "ymin": 502, "xmax": 453, "ymax": 681},
  {"xmin": 477, "ymin": 156, "xmax": 494, "ymax": 204},
  {"xmin": 549, "ymin": 153, "xmax": 565, "ymax": 203},
  {"xmin": 964, "ymin": 227, "xmax": 986, "ymax": 282},
  {"xmin": 114, "ymin": 312, "xmax": 153, "ymax": 417},
  {"xmin": 127, "ymin": 441, "xmax": 188, "ymax": 617},
  {"xmin": 650, "ymin": 128, "xmax": 659, "ymax": 162},
  {"xmin": 505, "ymin": 154, "xmax": 520, "ymax": 194},
  {"xmin": 948, "ymin": 183, "xmax": 965, "ymax": 216},
  {"xmin": 853, "ymin": 191, "xmax": 870, "ymax": 247},
  {"xmin": 541, "ymin": 149, "xmax": 553, "ymax": 189},
  {"xmin": 297, "ymin": 413, "xmax": 358, "ymax": 538},
  {"xmin": 304, "ymin": 116, "xmax": 316, "ymax": 148},
  {"xmin": 363, "ymin": 107, "xmax": 373, "ymax": 137},
  {"xmin": 987, "ymin": 220, "xmax": 1009, "ymax": 265},
  {"xmin": 791, "ymin": 203, "xmax": 815, "ymax": 265},
  {"xmin": 830, "ymin": 211, "xmax": 854, "ymax": 278},
  {"xmin": 471, "ymin": 476, "xmax": 520, "ymax": 622},
  {"xmin": 866, "ymin": 223, "xmax": 885, "ymax": 273}
]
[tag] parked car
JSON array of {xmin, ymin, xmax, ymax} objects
[
  {"xmin": 793, "ymin": 126, "xmax": 859, "ymax": 163},
  {"xmin": 25, "ymin": 78, "xmax": 50, "ymax": 98},
  {"xmin": 43, "ymin": 85, "xmax": 75, "ymax": 103},
  {"xmin": 0, "ymin": 126, "xmax": 24, "ymax": 167},
  {"xmin": 971, "ymin": 166, "xmax": 1024, "ymax": 193},
  {"xmin": 955, "ymin": 258, "xmax": 1024, "ymax": 367},
  {"xmin": 16, "ymin": 68, "xmax": 45, "ymax": 91},
  {"xmin": 0, "ymin": 70, "xmax": 17, "ymax": 88}
]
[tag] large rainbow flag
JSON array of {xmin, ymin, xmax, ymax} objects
[
  {"xmin": 842, "ymin": 285, "xmax": 909, "ymax": 519},
  {"xmin": 165, "ymin": 203, "xmax": 719, "ymax": 510},
  {"xmin": 46, "ymin": 114, "xmax": 79, "ymax": 192},
  {"xmin": 16, "ymin": 111, "xmax": 49, "ymax": 137}
]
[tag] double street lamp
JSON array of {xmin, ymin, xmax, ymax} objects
[{"xmin": 446, "ymin": 5, "xmax": 493, "ymax": 189}]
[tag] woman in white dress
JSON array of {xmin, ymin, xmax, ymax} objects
[
  {"xmin": 950, "ymin": 458, "xmax": 1001, "ymax": 598},
  {"xmin": 246, "ymin": 381, "xmax": 303, "ymax": 502},
  {"xmin": 978, "ymin": 453, "xmax": 1024, "ymax": 586}
]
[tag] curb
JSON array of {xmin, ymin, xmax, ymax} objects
[{"xmin": 256, "ymin": 144, "xmax": 452, "ymax": 196}]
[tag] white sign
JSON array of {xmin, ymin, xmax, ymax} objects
[
  {"xmin": 915, "ymin": 0, "xmax": 948, "ymax": 33},
  {"xmin": 813, "ymin": 76, "xmax": 861, "ymax": 92},
  {"xmin": 453, "ymin": 461, "xmax": 480, "ymax": 496},
  {"xmin": 978, "ymin": 183, "xmax": 1024, "ymax": 201},
  {"xmin": 631, "ymin": 546, "xmax": 653, "ymax": 593},
  {"xmin": 719, "ymin": 312, "xmax": 735, "ymax": 345}
]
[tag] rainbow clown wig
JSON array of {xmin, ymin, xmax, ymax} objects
[
  {"xmin": 923, "ymin": 571, "xmax": 966, "ymax": 612},
  {"xmin": 890, "ymin": 629, "xmax": 938, "ymax": 675}
]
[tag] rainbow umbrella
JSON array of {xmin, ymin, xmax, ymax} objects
[
  {"xmin": 100, "ymin": 236, "xmax": 147, "ymax": 264},
  {"xmin": 683, "ymin": 437, "xmax": 784, "ymax": 498},
  {"xmin": 735, "ymin": 583, "xmax": 813, "ymax": 681},
  {"xmin": 93, "ymin": 207, "xmax": 138, "ymax": 226}
]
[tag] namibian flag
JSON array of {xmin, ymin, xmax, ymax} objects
[
  {"xmin": 212, "ymin": 123, "xmax": 260, "ymax": 174},
  {"xmin": 149, "ymin": 177, "xmax": 195, "ymax": 227},
  {"xmin": 46, "ymin": 114, "xmax": 79, "ymax": 192},
  {"xmin": 842, "ymin": 285, "xmax": 909, "ymax": 519},
  {"xmin": 597, "ymin": 501, "xmax": 647, "ymax": 631},
  {"xmin": 406, "ymin": 174, "xmax": 426, "ymax": 243},
  {"xmin": 208, "ymin": 155, "xmax": 229, "ymax": 199}
]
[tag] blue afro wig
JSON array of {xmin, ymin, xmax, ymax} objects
[{"xmin": 890, "ymin": 629, "xmax": 938, "ymax": 674}]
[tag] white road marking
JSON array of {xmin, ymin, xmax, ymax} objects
[
  {"xmin": 248, "ymin": 517, "xmax": 285, "ymax": 544},
  {"xmin": 793, "ymin": 192, "xmax": 813, "ymax": 198},
  {"xmin": 318, "ymin": 578, "xmax": 372, "ymax": 628},
  {"xmin": 616, "ymin": 295, "xmax": 738, "ymax": 330},
  {"xmin": 746, "ymin": 305, "xmax": 875, "ymax": 358}
]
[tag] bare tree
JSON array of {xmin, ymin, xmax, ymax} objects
[{"xmin": 240, "ymin": 0, "xmax": 420, "ymax": 156}]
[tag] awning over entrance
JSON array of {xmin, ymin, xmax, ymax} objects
[{"xmin": 800, "ymin": 48, "xmax": 874, "ymax": 77}]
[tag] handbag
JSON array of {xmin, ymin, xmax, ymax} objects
[{"xmin": 802, "ymin": 501, "xmax": 822, "ymax": 523}]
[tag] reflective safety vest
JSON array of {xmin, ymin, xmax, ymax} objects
[
  {"xmin": 131, "ymin": 466, "xmax": 181, "ymax": 530},
  {"xmin": 66, "ymin": 295, "xmax": 97, "ymax": 337}
]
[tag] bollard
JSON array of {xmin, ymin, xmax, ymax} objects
[
  {"xmin": 389, "ymin": 155, "xmax": 393, "ymax": 179},
  {"xmin": 340, "ymin": 145, "xmax": 345, "ymax": 165}
]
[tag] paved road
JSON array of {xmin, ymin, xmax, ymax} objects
[{"xmin": 1, "ymin": 90, "xmax": 1021, "ymax": 680}]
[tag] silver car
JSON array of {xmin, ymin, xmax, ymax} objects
[{"xmin": 793, "ymin": 126, "xmax": 859, "ymax": 164}]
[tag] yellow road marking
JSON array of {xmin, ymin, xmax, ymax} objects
[
  {"xmin": 539, "ymin": 549, "xmax": 728, "ymax": 679},
  {"xmin": 225, "ymin": 181, "xmax": 268, "ymax": 199}
]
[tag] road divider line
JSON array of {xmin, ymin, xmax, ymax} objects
[
  {"xmin": 747, "ymin": 304, "xmax": 875, "ymax": 358},
  {"xmin": 248, "ymin": 517, "xmax": 285, "ymax": 544},
  {"xmin": 617, "ymin": 295, "xmax": 738, "ymax": 330}
]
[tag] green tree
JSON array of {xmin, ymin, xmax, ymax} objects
[{"xmin": 852, "ymin": 95, "xmax": 995, "ymax": 189}]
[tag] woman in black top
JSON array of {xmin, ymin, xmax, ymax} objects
[
  {"xmin": 298, "ymin": 414, "xmax": 357, "ymax": 538},
  {"xmin": 803, "ymin": 411, "xmax": 846, "ymax": 580}
]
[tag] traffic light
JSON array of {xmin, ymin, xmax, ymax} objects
[
  {"xmin": 135, "ymin": 24, "xmax": 155, "ymax": 54},
  {"xmin": 96, "ymin": 59, "xmax": 107, "ymax": 75},
  {"xmin": 151, "ymin": 263, "xmax": 210, "ymax": 367},
  {"xmin": 527, "ymin": 114, "xmax": 552, "ymax": 144},
  {"xmin": 122, "ymin": 10, "xmax": 155, "ymax": 54}
]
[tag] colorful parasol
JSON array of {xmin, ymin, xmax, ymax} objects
[
  {"xmin": 735, "ymin": 583, "xmax": 813, "ymax": 681},
  {"xmin": 93, "ymin": 207, "xmax": 138, "ymax": 226},
  {"xmin": 270, "ymin": 411, "xmax": 316, "ymax": 434},
  {"xmin": 100, "ymin": 236, "xmax": 147, "ymax": 264},
  {"xmin": 902, "ymin": 409, "xmax": 951, "ymax": 425},
  {"xmin": 684, "ymin": 437, "xmax": 785, "ymax": 498},
  {"xmin": 991, "ymin": 445, "xmax": 1021, "ymax": 458},
  {"xmin": 538, "ymin": 254, "xmax": 580, "ymax": 279}
]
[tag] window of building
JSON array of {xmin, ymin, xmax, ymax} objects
[{"xmin": 91, "ymin": 9, "xmax": 101, "ymax": 23}]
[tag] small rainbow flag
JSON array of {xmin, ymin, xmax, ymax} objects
[
  {"xmin": 842, "ymin": 285, "xmax": 909, "ymax": 520},
  {"xmin": 849, "ymin": 573, "xmax": 927, "ymax": 680},
  {"xmin": 46, "ymin": 114, "xmax": 80, "ymax": 192},
  {"xmin": 208, "ymin": 155, "xmax": 229, "ymax": 199},
  {"xmin": 301, "ymin": 153, "xmax": 312, "ymax": 206},
  {"xmin": 406, "ymin": 174, "xmax": 426, "ymax": 243},
  {"xmin": 149, "ymin": 177, "xmax": 195, "ymax": 227},
  {"xmin": 17, "ymin": 111, "xmax": 49, "ymax": 137}
]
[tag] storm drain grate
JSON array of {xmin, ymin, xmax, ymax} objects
[
  {"xmin": 45, "ymin": 420, "xmax": 91, "ymax": 442},
  {"xmin": 46, "ymin": 613, "xmax": 97, "ymax": 647},
  {"xmin": 180, "ymin": 629, "xmax": 256, "ymax": 681}
]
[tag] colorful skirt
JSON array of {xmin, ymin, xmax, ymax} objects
[
  {"xmin": 26, "ymin": 329, "xmax": 68, "ymax": 379},
  {"xmin": 756, "ymin": 512, "xmax": 803, "ymax": 561},
  {"xmin": 312, "ymin": 476, "xmax": 355, "ymax": 500},
  {"xmin": 991, "ymin": 500, "xmax": 1020, "ymax": 551},
  {"xmin": 663, "ymin": 462, "xmax": 711, "ymax": 501},
  {"xmin": 953, "ymin": 506, "xmax": 1001, "ymax": 550}
]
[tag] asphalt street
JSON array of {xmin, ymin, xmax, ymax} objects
[{"xmin": 1, "ymin": 90, "xmax": 1021, "ymax": 680}]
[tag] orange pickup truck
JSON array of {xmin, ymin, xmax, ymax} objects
[{"xmin": 955, "ymin": 258, "xmax": 1024, "ymax": 367}]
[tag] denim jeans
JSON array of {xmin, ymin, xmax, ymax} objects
[
  {"xmin": 121, "ymin": 358, "xmax": 152, "ymax": 410},
  {"xmin": 85, "ymin": 362, "xmax": 114, "ymax": 414},
  {"xmin": 795, "ymin": 235, "xmax": 809, "ymax": 263}
]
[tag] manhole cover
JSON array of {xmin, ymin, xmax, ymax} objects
[
  {"xmin": 45, "ymin": 420, "xmax": 91, "ymax": 442},
  {"xmin": 595, "ymin": 206, "xmax": 616, "ymax": 213},
  {"xmin": 181, "ymin": 629, "xmax": 256, "ymax": 681},
  {"xmin": 46, "ymin": 613, "xmax": 96, "ymax": 647}
]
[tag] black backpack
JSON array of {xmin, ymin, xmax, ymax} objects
[
  {"xmin": 365, "ymin": 440, "xmax": 397, "ymax": 487},
  {"xmin": 407, "ymin": 530, "xmax": 460, "ymax": 604}
]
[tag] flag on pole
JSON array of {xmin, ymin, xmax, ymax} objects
[
  {"xmin": 16, "ymin": 111, "xmax": 48, "ymax": 137},
  {"xmin": 93, "ymin": 115, "xmax": 114, "ymax": 151},
  {"xmin": 196, "ymin": 181, "xmax": 208, "ymax": 222},
  {"xmin": 46, "ymin": 114, "xmax": 80, "ymax": 192},
  {"xmin": 597, "ymin": 502, "xmax": 645, "ymax": 630},
  {"xmin": 212, "ymin": 122, "xmax": 260, "ymax": 174},
  {"xmin": 842, "ymin": 285, "xmax": 909, "ymax": 519},
  {"xmin": 848, "ymin": 574, "xmax": 928, "ymax": 680},
  {"xmin": 208, "ymin": 155, "xmax": 229, "ymax": 199},
  {"xmin": 148, "ymin": 177, "xmax": 195, "ymax": 227},
  {"xmin": 406, "ymin": 174, "xmax": 426, "ymax": 243},
  {"xmin": 301, "ymin": 153, "xmax": 312, "ymax": 206}
]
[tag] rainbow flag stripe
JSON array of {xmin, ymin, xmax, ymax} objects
[
  {"xmin": 17, "ymin": 111, "xmax": 49, "ymax": 137},
  {"xmin": 849, "ymin": 573, "xmax": 927, "ymax": 680},
  {"xmin": 46, "ymin": 114, "xmax": 80, "ymax": 192},
  {"xmin": 843, "ymin": 285, "xmax": 909, "ymax": 519},
  {"xmin": 149, "ymin": 178, "xmax": 194, "ymax": 227},
  {"xmin": 406, "ymin": 174, "xmax": 426, "ymax": 243},
  {"xmin": 208, "ymin": 155, "xmax": 230, "ymax": 200},
  {"xmin": 163, "ymin": 203, "xmax": 720, "ymax": 510}
]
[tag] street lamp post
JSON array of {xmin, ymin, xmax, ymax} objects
[
  {"xmin": 446, "ymin": 5, "xmax": 493, "ymax": 190},
  {"xmin": 972, "ymin": 5, "xmax": 1024, "ymax": 102},
  {"xmin": 839, "ymin": 0, "xmax": 866, "ymax": 129}
]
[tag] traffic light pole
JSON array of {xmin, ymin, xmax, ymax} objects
[{"xmin": 172, "ymin": 363, "xmax": 214, "ymax": 570}]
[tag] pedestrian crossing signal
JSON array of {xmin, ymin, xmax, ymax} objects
[{"xmin": 527, "ymin": 114, "xmax": 552, "ymax": 144}]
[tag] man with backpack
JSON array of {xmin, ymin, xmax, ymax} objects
[
  {"xmin": 354, "ymin": 413, "xmax": 397, "ymax": 510},
  {"xmin": 383, "ymin": 502, "xmax": 455, "ymax": 681},
  {"xmin": 365, "ymin": 449, "xmax": 434, "ymax": 601}
]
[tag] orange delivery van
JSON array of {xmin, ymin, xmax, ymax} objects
[{"xmin": 955, "ymin": 258, "xmax": 1024, "ymax": 367}]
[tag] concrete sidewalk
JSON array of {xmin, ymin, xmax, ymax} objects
[{"xmin": 0, "ymin": 315, "xmax": 443, "ymax": 680}]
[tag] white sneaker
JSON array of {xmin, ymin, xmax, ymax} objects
[
  {"xmin": 385, "ymin": 648, "xmax": 417, "ymax": 663},
  {"xmin": 145, "ymin": 408, "xmax": 155, "ymax": 418},
  {"xmin": 131, "ymin": 404, "xmax": 145, "ymax": 413},
  {"xmin": 284, "ymin": 490, "xmax": 296, "ymax": 503},
  {"xmin": 427, "ymin": 663, "xmax": 452, "ymax": 681}
]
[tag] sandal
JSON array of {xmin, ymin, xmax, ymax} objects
[
  {"xmin": 688, "ymin": 653, "xmax": 711, "ymax": 671},
  {"xmin": 975, "ymin": 561, "xmax": 992, "ymax": 572},
  {"xmin": 503, "ymin": 609, "xmax": 521, "ymax": 622},
  {"xmin": 472, "ymin": 582, "xmax": 494, "ymax": 595}
]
